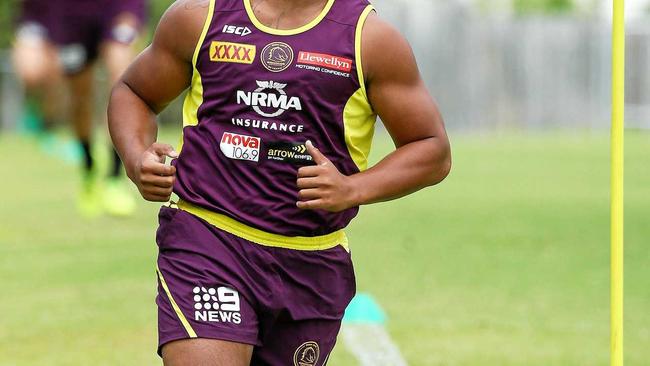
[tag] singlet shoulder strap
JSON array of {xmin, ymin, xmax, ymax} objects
[
  {"xmin": 325, "ymin": 0, "xmax": 374, "ymax": 27},
  {"xmin": 355, "ymin": 3, "xmax": 375, "ymax": 96},
  {"xmin": 213, "ymin": 0, "xmax": 243, "ymax": 13},
  {"xmin": 191, "ymin": 0, "xmax": 216, "ymax": 66},
  {"xmin": 181, "ymin": 0, "xmax": 216, "ymax": 140}
]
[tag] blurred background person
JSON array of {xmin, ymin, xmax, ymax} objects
[
  {"xmin": 11, "ymin": 0, "xmax": 63, "ymax": 137},
  {"xmin": 11, "ymin": 0, "xmax": 148, "ymax": 217},
  {"xmin": 55, "ymin": 0, "xmax": 147, "ymax": 218}
]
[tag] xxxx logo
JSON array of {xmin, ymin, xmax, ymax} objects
[{"xmin": 210, "ymin": 41, "xmax": 256, "ymax": 64}]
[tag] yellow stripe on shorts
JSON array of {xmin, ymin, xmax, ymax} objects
[{"xmin": 156, "ymin": 265, "xmax": 197, "ymax": 338}]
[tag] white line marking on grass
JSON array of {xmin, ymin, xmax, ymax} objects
[
  {"xmin": 341, "ymin": 293, "xmax": 409, "ymax": 366},
  {"xmin": 341, "ymin": 323, "xmax": 409, "ymax": 366}
]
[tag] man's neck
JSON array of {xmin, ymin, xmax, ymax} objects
[
  {"xmin": 249, "ymin": 0, "xmax": 329, "ymax": 30},
  {"xmin": 253, "ymin": 0, "xmax": 325, "ymax": 11}
]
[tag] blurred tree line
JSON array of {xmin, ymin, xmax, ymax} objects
[
  {"xmin": 0, "ymin": 0, "xmax": 174, "ymax": 49},
  {"xmin": 0, "ymin": 0, "xmax": 589, "ymax": 49},
  {"xmin": 513, "ymin": 0, "xmax": 575, "ymax": 14},
  {"xmin": 0, "ymin": 0, "xmax": 19, "ymax": 48},
  {"xmin": 474, "ymin": 0, "xmax": 579, "ymax": 14}
]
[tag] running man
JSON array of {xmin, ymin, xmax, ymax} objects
[
  {"xmin": 12, "ymin": 0, "xmax": 147, "ymax": 217},
  {"xmin": 12, "ymin": 0, "xmax": 63, "ymax": 134},
  {"xmin": 109, "ymin": 0, "xmax": 451, "ymax": 364}
]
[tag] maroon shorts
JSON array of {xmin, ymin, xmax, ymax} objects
[
  {"xmin": 155, "ymin": 206, "xmax": 356, "ymax": 365},
  {"xmin": 18, "ymin": 0, "xmax": 147, "ymax": 74}
]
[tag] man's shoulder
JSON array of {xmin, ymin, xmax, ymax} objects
[
  {"xmin": 361, "ymin": 12, "xmax": 416, "ymax": 83},
  {"xmin": 154, "ymin": 0, "xmax": 213, "ymax": 61},
  {"xmin": 162, "ymin": 0, "xmax": 212, "ymax": 30}
]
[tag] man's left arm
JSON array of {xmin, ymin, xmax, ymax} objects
[{"xmin": 297, "ymin": 13, "xmax": 451, "ymax": 212}]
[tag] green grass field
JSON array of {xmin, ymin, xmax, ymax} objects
[{"xmin": 1, "ymin": 130, "xmax": 648, "ymax": 365}]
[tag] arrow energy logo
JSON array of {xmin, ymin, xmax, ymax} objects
[{"xmin": 266, "ymin": 141, "xmax": 313, "ymax": 164}]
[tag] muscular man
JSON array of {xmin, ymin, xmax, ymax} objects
[
  {"xmin": 12, "ymin": 0, "xmax": 147, "ymax": 217},
  {"xmin": 109, "ymin": 0, "xmax": 451, "ymax": 364}
]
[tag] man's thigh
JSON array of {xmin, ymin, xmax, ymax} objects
[
  {"xmin": 252, "ymin": 318, "xmax": 344, "ymax": 366},
  {"xmin": 12, "ymin": 33, "xmax": 60, "ymax": 87},
  {"xmin": 155, "ymin": 207, "xmax": 262, "ymax": 355},
  {"xmin": 162, "ymin": 338, "xmax": 253, "ymax": 366},
  {"xmin": 252, "ymin": 244, "xmax": 356, "ymax": 366}
]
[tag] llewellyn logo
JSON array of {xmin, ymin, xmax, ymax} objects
[
  {"xmin": 236, "ymin": 80, "xmax": 302, "ymax": 118},
  {"xmin": 210, "ymin": 41, "xmax": 256, "ymax": 64},
  {"xmin": 293, "ymin": 341, "xmax": 320, "ymax": 366},
  {"xmin": 261, "ymin": 42, "xmax": 294, "ymax": 72},
  {"xmin": 297, "ymin": 51, "xmax": 352, "ymax": 72}
]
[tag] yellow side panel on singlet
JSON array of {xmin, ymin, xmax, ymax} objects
[
  {"xmin": 180, "ymin": 0, "xmax": 216, "ymax": 151},
  {"xmin": 343, "ymin": 5, "xmax": 376, "ymax": 172},
  {"xmin": 343, "ymin": 88, "xmax": 376, "ymax": 171}
]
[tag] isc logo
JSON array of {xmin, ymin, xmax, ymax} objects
[
  {"xmin": 210, "ymin": 41, "xmax": 256, "ymax": 64},
  {"xmin": 222, "ymin": 24, "xmax": 252, "ymax": 37}
]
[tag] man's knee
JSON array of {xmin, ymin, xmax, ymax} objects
[
  {"xmin": 12, "ymin": 43, "xmax": 59, "ymax": 88},
  {"xmin": 162, "ymin": 338, "xmax": 253, "ymax": 366}
]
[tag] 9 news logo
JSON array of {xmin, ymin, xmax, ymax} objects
[{"xmin": 193, "ymin": 286, "xmax": 242, "ymax": 324}]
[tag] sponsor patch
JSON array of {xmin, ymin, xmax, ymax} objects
[
  {"xmin": 231, "ymin": 117, "xmax": 304, "ymax": 133},
  {"xmin": 297, "ymin": 51, "xmax": 352, "ymax": 72},
  {"xmin": 261, "ymin": 42, "xmax": 294, "ymax": 72},
  {"xmin": 266, "ymin": 141, "xmax": 313, "ymax": 164},
  {"xmin": 220, "ymin": 132, "xmax": 260, "ymax": 162},
  {"xmin": 193, "ymin": 286, "xmax": 242, "ymax": 324},
  {"xmin": 294, "ymin": 341, "xmax": 320, "ymax": 366},
  {"xmin": 236, "ymin": 80, "xmax": 302, "ymax": 118},
  {"xmin": 210, "ymin": 41, "xmax": 256, "ymax": 64},
  {"xmin": 222, "ymin": 24, "xmax": 252, "ymax": 37}
]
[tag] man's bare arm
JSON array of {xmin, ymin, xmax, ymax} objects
[
  {"xmin": 354, "ymin": 13, "xmax": 451, "ymax": 203},
  {"xmin": 108, "ymin": 0, "xmax": 208, "ymax": 201},
  {"xmin": 297, "ymin": 13, "xmax": 451, "ymax": 211}
]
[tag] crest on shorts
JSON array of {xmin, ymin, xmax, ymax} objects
[
  {"xmin": 293, "ymin": 341, "xmax": 320, "ymax": 366},
  {"xmin": 261, "ymin": 42, "xmax": 294, "ymax": 72}
]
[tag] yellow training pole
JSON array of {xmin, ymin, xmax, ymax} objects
[{"xmin": 611, "ymin": 0, "xmax": 625, "ymax": 365}]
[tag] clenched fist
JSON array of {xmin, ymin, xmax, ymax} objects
[
  {"xmin": 296, "ymin": 140, "xmax": 359, "ymax": 212},
  {"xmin": 129, "ymin": 143, "xmax": 179, "ymax": 202}
]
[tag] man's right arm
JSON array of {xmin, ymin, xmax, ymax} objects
[{"xmin": 108, "ymin": 0, "xmax": 209, "ymax": 201}]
